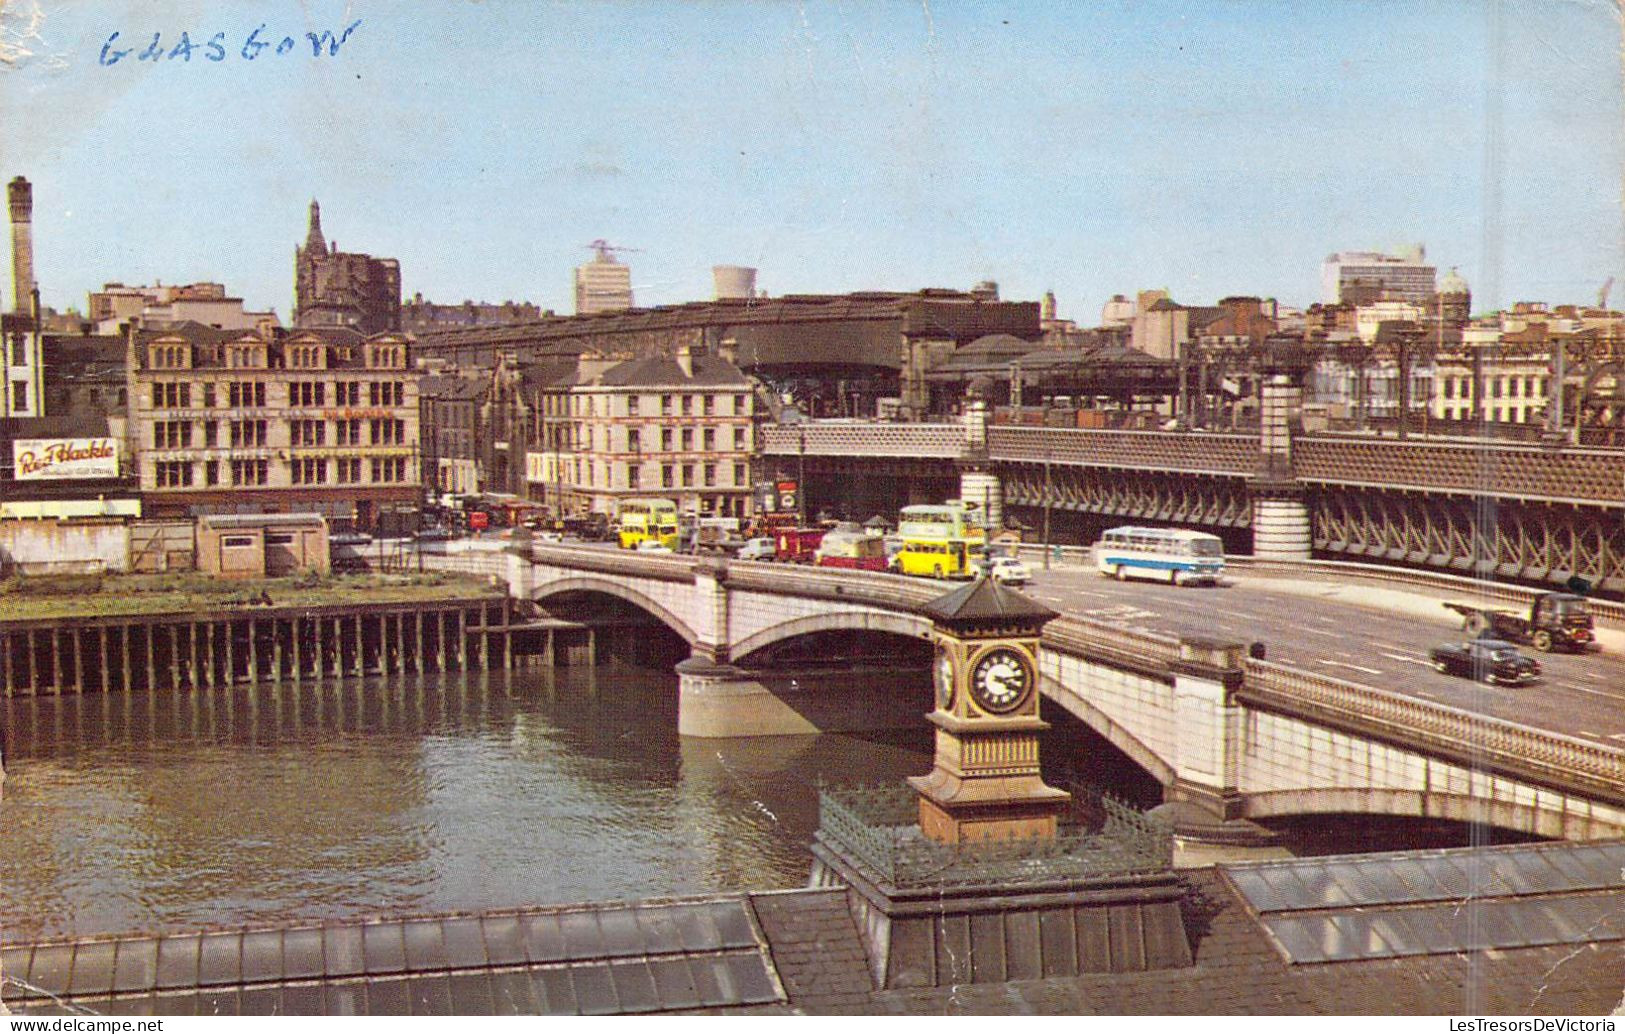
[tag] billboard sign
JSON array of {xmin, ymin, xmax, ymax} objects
[{"xmin": 12, "ymin": 437, "xmax": 120, "ymax": 480}]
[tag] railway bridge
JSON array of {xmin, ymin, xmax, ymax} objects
[
  {"xmin": 761, "ymin": 400, "xmax": 1625, "ymax": 595},
  {"xmin": 426, "ymin": 543, "xmax": 1625, "ymax": 850}
]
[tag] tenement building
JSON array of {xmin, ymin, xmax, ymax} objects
[
  {"xmin": 127, "ymin": 323, "xmax": 420, "ymax": 530},
  {"xmin": 528, "ymin": 347, "xmax": 755, "ymax": 518}
]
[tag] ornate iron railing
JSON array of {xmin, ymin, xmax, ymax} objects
[
  {"xmin": 815, "ymin": 781, "xmax": 1171, "ymax": 889},
  {"xmin": 760, "ymin": 422, "xmax": 963, "ymax": 457},
  {"xmin": 989, "ymin": 426, "xmax": 1259, "ymax": 477}
]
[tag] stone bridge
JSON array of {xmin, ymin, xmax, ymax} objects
[{"xmin": 426, "ymin": 543, "xmax": 1625, "ymax": 847}]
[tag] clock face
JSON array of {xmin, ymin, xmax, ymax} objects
[
  {"xmin": 935, "ymin": 650, "xmax": 955, "ymax": 710},
  {"xmin": 970, "ymin": 648, "xmax": 1032, "ymax": 714}
]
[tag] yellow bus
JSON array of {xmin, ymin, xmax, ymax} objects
[
  {"xmin": 895, "ymin": 501, "xmax": 985, "ymax": 578},
  {"xmin": 617, "ymin": 498, "xmax": 679, "ymax": 550}
]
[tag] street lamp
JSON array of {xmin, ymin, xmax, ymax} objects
[
  {"xmin": 1041, "ymin": 446, "xmax": 1054, "ymax": 571},
  {"xmin": 797, "ymin": 420, "xmax": 807, "ymax": 527}
]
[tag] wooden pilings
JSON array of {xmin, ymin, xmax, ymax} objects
[{"xmin": 0, "ymin": 601, "xmax": 514, "ymax": 696}]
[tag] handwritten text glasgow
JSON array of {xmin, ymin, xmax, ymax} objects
[{"xmin": 99, "ymin": 21, "xmax": 361, "ymax": 66}]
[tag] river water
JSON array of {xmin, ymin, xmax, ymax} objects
[{"xmin": 0, "ymin": 665, "xmax": 933, "ymax": 944}]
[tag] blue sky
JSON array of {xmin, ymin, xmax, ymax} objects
[{"xmin": 0, "ymin": 0, "xmax": 1619, "ymax": 323}]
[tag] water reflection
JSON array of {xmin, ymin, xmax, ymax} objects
[{"xmin": 0, "ymin": 666, "xmax": 930, "ymax": 943}]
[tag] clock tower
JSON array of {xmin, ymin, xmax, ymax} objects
[{"xmin": 909, "ymin": 576, "xmax": 1071, "ymax": 844}]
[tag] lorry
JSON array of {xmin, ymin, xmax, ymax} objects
[
  {"xmin": 1442, "ymin": 592, "xmax": 1596, "ymax": 653},
  {"xmin": 814, "ymin": 524, "xmax": 888, "ymax": 571},
  {"xmin": 773, "ymin": 527, "xmax": 826, "ymax": 564}
]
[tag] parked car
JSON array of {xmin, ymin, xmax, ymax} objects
[
  {"xmin": 413, "ymin": 527, "xmax": 453, "ymax": 542},
  {"xmin": 634, "ymin": 540, "xmax": 673, "ymax": 554},
  {"xmin": 1428, "ymin": 638, "xmax": 1542, "ymax": 686},
  {"xmin": 331, "ymin": 531, "xmax": 373, "ymax": 547},
  {"xmin": 735, "ymin": 537, "xmax": 776, "ymax": 561}
]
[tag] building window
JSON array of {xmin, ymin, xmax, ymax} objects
[
  {"xmin": 702, "ymin": 428, "xmax": 715, "ymax": 451},
  {"xmin": 703, "ymin": 463, "xmax": 716, "ymax": 487},
  {"xmin": 229, "ymin": 459, "xmax": 268, "ymax": 486},
  {"xmin": 291, "ymin": 381, "xmax": 327, "ymax": 407},
  {"xmin": 335, "ymin": 419, "xmax": 362, "ymax": 446},
  {"xmin": 627, "ymin": 428, "xmax": 641, "ymax": 453},
  {"xmin": 1442, "ymin": 379, "xmax": 1454, "ymax": 400},
  {"xmin": 203, "ymin": 383, "xmax": 216, "ymax": 407},
  {"xmin": 152, "ymin": 382, "xmax": 191, "ymax": 408},
  {"xmin": 682, "ymin": 395, "xmax": 693, "ymax": 416},
  {"xmin": 627, "ymin": 464, "xmax": 641, "ymax": 490},
  {"xmin": 367, "ymin": 381, "xmax": 405, "ymax": 407},
  {"xmin": 661, "ymin": 427, "xmax": 673, "ymax": 451},
  {"xmin": 627, "ymin": 395, "xmax": 640, "ymax": 417},
  {"xmin": 9, "ymin": 336, "xmax": 24, "ymax": 366},
  {"xmin": 227, "ymin": 381, "xmax": 265, "ymax": 408},
  {"xmin": 229, "ymin": 419, "xmax": 268, "ymax": 447},
  {"xmin": 662, "ymin": 465, "xmax": 674, "ymax": 488},
  {"xmin": 682, "ymin": 464, "xmax": 695, "ymax": 487},
  {"xmin": 336, "ymin": 457, "xmax": 362, "ymax": 484},
  {"xmin": 661, "ymin": 394, "xmax": 673, "ymax": 415},
  {"xmin": 733, "ymin": 462, "xmax": 745, "ymax": 486},
  {"xmin": 369, "ymin": 418, "xmax": 405, "ymax": 445},
  {"xmin": 10, "ymin": 380, "xmax": 27, "ymax": 412},
  {"xmin": 155, "ymin": 461, "xmax": 193, "ymax": 487},
  {"xmin": 681, "ymin": 428, "xmax": 694, "ymax": 451},
  {"xmin": 734, "ymin": 427, "xmax": 747, "ymax": 451},
  {"xmin": 703, "ymin": 395, "xmax": 715, "ymax": 416},
  {"xmin": 734, "ymin": 393, "xmax": 747, "ymax": 415},
  {"xmin": 154, "ymin": 420, "xmax": 193, "ymax": 449},
  {"xmin": 1509, "ymin": 378, "xmax": 1521, "ymax": 398},
  {"xmin": 291, "ymin": 419, "xmax": 326, "ymax": 446},
  {"xmin": 370, "ymin": 457, "xmax": 407, "ymax": 482},
  {"xmin": 334, "ymin": 381, "xmax": 361, "ymax": 406},
  {"xmin": 291, "ymin": 458, "xmax": 328, "ymax": 485}
]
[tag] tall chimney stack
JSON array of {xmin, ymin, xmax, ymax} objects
[{"xmin": 9, "ymin": 176, "xmax": 34, "ymax": 315}]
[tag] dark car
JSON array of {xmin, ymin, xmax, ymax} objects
[
  {"xmin": 1428, "ymin": 638, "xmax": 1542, "ymax": 686},
  {"xmin": 414, "ymin": 527, "xmax": 454, "ymax": 542}
]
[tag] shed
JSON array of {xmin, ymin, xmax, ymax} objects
[{"xmin": 196, "ymin": 513, "xmax": 329, "ymax": 579}]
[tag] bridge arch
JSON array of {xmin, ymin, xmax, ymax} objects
[
  {"xmin": 1242, "ymin": 788, "xmax": 1625, "ymax": 840},
  {"xmin": 1038, "ymin": 677, "xmax": 1176, "ymax": 786},
  {"xmin": 533, "ymin": 576, "xmax": 700, "ymax": 646},
  {"xmin": 729, "ymin": 610, "xmax": 933, "ymax": 666}
]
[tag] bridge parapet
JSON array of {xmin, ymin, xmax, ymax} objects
[
  {"xmin": 760, "ymin": 422, "xmax": 963, "ymax": 458},
  {"xmin": 1296, "ymin": 436, "xmax": 1625, "ymax": 506},
  {"xmin": 989, "ymin": 427, "xmax": 1258, "ymax": 476},
  {"xmin": 1239, "ymin": 659, "xmax": 1625, "ymax": 809}
]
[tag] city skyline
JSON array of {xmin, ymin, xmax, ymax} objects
[{"xmin": 1, "ymin": 0, "xmax": 1620, "ymax": 322}]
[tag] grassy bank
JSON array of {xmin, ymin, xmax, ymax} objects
[{"xmin": 0, "ymin": 571, "xmax": 503, "ymax": 621}]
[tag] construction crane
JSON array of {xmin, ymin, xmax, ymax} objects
[
  {"xmin": 584, "ymin": 239, "xmax": 640, "ymax": 262},
  {"xmin": 1599, "ymin": 276, "xmax": 1614, "ymax": 310}
]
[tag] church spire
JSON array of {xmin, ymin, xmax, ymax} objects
[{"xmin": 305, "ymin": 198, "xmax": 327, "ymax": 256}]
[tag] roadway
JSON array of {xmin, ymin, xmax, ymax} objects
[{"xmin": 1019, "ymin": 562, "xmax": 1625, "ymax": 750}]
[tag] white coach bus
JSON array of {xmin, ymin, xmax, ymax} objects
[{"xmin": 1094, "ymin": 526, "xmax": 1225, "ymax": 586}]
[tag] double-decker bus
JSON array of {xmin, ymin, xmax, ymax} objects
[
  {"xmin": 616, "ymin": 498, "xmax": 679, "ymax": 550},
  {"xmin": 1094, "ymin": 526, "xmax": 1224, "ymax": 585},
  {"xmin": 895, "ymin": 500, "xmax": 985, "ymax": 578}
]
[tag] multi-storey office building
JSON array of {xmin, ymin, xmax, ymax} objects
[
  {"xmin": 128, "ymin": 323, "xmax": 420, "ymax": 530},
  {"xmin": 527, "ymin": 347, "xmax": 755, "ymax": 519}
]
